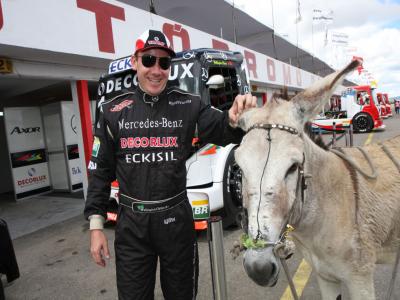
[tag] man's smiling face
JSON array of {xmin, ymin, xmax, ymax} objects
[{"xmin": 132, "ymin": 48, "xmax": 171, "ymax": 96}]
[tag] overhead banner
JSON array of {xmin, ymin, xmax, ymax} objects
[
  {"xmin": 0, "ymin": 0, "xmax": 320, "ymax": 89},
  {"xmin": 4, "ymin": 107, "xmax": 51, "ymax": 200}
]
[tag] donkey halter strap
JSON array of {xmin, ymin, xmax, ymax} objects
[
  {"xmin": 246, "ymin": 122, "xmax": 304, "ymax": 300},
  {"xmin": 247, "ymin": 123, "xmax": 299, "ymax": 135}
]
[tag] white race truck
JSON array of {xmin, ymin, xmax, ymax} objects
[
  {"xmin": 96, "ymin": 49, "xmax": 250, "ymax": 229},
  {"xmin": 312, "ymin": 85, "xmax": 385, "ymax": 133}
]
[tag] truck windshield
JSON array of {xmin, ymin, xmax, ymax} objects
[
  {"xmin": 208, "ymin": 66, "xmax": 239, "ymax": 111},
  {"xmin": 371, "ymin": 89, "xmax": 379, "ymax": 106},
  {"xmin": 170, "ymin": 60, "xmax": 200, "ymax": 95}
]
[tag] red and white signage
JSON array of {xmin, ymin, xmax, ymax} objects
[
  {"xmin": 13, "ymin": 163, "xmax": 50, "ymax": 195},
  {"xmin": 0, "ymin": 0, "xmax": 319, "ymax": 89}
]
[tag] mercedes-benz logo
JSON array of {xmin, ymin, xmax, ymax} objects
[
  {"xmin": 98, "ymin": 82, "xmax": 105, "ymax": 96},
  {"xmin": 201, "ymin": 68, "xmax": 209, "ymax": 81},
  {"xmin": 71, "ymin": 114, "xmax": 77, "ymax": 134},
  {"xmin": 183, "ymin": 51, "xmax": 195, "ymax": 60},
  {"xmin": 220, "ymin": 51, "xmax": 228, "ymax": 60}
]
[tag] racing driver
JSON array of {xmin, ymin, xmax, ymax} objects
[{"xmin": 84, "ymin": 29, "xmax": 256, "ymax": 300}]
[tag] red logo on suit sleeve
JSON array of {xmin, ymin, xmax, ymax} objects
[{"xmin": 110, "ymin": 100, "xmax": 134, "ymax": 112}]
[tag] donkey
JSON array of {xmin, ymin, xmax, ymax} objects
[{"xmin": 234, "ymin": 60, "xmax": 400, "ymax": 300}]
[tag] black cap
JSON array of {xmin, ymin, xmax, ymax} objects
[{"xmin": 134, "ymin": 29, "xmax": 176, "ymax": 57}]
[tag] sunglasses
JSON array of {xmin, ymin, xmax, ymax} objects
[{"xmin": 138, "ymin": 55, "xmax": 172, "ymax": 70}]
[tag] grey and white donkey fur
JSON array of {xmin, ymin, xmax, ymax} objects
[{"xmin": 235, "ymin": 59, "xmax": 400, "ymax": 300}]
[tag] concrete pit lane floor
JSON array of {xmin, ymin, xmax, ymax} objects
[
  {"xmin": 2, "ymin": 114, "xmax": 400, "ymax": 299},
  {"xmin": 2, "ymin": 216, "xmax": 399, "ymax": 300}
]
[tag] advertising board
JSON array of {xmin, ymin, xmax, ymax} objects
[{"xmin": 4, "ymin": 107, "xmax": 51, "ymax": 199}]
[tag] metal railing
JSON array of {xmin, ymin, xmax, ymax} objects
[
  {"xmin": 207, "ymin": 216, "xmax": 228, "ymax": 300},
  {"xmin": 317, "ymin": 122, "xmax": 354, "ymax": 148}
]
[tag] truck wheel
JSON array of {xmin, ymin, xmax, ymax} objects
[
  {"xmin": 222, "ymin": 149, "xmax": 243, "ymax": 228},
  {"xmin": 352, "ymin": 113, "xmax": 373, "ymax": 133}
]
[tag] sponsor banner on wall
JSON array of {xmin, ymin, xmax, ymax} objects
[
  {"xmin": 13, "ymin": 163, "xmax": 51, "ymax": 199},
  {"xmin": 61, "ymin": 102, "xmax": 83, "ymax": 191},
  {"xmin": 67, "ymin": 144, "xmax": 79, "ymax": 160},
  {"xmin": 62, "ymin": 102, "xmax": 78, "ymax": 146},
  {"xmin": 4, "ymin": 107, "xmax": 52, "ymax": 200},
  {"xmin": 4, "ymin": 107, "xmax": 45, "ymax": 153},
  {"xmin": 68, "ymin": 156, "xmax": 83, "ymax": 190},
  {"xmin": 10, "ymin": 149, "xmax": 47, "ymax": 168},
  {"xmin": 67, "ymin": 144, "xmax": 83, "ymax": 190}
]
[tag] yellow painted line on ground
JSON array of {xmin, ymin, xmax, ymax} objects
[
  {"xmin": 280, "ymin": 259, "xmax": 313, "ymax": 300},
  {"xmin": 364, "ymin": 132, "xmax": 374, "ymax": 145}
]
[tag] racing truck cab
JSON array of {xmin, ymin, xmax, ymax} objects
[{"xmin": 312, "ymin": 85, "xmax": 384, "ymax": 133}]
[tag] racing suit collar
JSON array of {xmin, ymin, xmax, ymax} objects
[{"xmin": 137, "ymin": 83, "xmax": 167, "ymax": 106}]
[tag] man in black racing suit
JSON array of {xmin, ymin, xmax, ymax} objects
[{"xmin": 84, "ymin": 29, "xmax": 256, "ymax": 300}]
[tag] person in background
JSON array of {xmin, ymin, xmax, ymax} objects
[
  {"xmin": 84, "ymin": 29, "xmax": 256, "ymax": 300},
  {"xmin": 395, "ymin": 99, "xmax": 400, "ymax": 114}
]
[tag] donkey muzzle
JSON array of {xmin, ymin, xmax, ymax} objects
[{"xmin": 243, "ymin": 247, "xmax": 280, "ymax": 287}]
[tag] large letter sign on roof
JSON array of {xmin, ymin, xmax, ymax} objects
[{"xmin": 77, "ymin": 0, "xmax": 125, "ymax": 53}]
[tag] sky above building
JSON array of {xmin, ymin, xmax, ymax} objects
[{"xmin": 230, "ymin": 0, "xmax": 400, "ymax": 98}]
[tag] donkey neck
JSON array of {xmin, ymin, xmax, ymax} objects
[{"xmin": 297, "ymin": 135, "xmax": 353, "ymax": 231}]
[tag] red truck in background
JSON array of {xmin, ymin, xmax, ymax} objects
[
  {"xmin": 376, "ymin": 92, "xmax": 388, "ymax": 118},
  {"xmin": 383, "ymin": 93, "xmax": 393, "ymax": 117},
  {"xmin": 312, "ymin": 85, "xmax": 385, "ymax": 133}
]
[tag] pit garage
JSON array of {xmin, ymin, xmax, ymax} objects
[{"xmin": 0, "ymin": 0, "xmax": 336, "ymax": 238}]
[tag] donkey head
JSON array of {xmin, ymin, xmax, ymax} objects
[{"xmin": 235, "ymin": 60, "xmax": 360, "ymax": 286}]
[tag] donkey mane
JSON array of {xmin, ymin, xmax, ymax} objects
[
  {"xmin": 271, "ymin": 87, "xmax": 294, "ymax": 102},
  {"xmin": 303, "ymin": 122, "xmax": 330, "ymax": 150}
]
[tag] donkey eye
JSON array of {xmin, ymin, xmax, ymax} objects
[{"xmin": 286, "ymin": 164, "xmax": 298, "ymax": 177}]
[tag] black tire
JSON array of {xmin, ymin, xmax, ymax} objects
[
  {"xmin": 221, "ymin": 149, "xmax": 243, "ymax": 228},
  {"xmin": 352, "ymin": 113, "xmax": 373, "ymax": 133}
]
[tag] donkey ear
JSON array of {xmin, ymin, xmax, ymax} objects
[
  {"xmin": 291, "ymin": 59, "xmax": 361, "ymax": 123},
  {"xmin": 237, "ymin": 108, "xmax": 258, "ymax": 132}
]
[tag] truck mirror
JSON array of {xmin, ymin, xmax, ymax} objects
[{"xmin": 206, "ymin": 74, "xmax": 225, "ymax": 89}]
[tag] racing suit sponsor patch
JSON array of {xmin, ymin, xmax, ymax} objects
[
  {"xmin": 125, "ymin": 151, "xmax": 177, "ymax": 163},
  {"xmin": 164, "ymin": 217, "xmax": 176, "ymax": 225},
  {"xmin": 92, "ymin": 137, "xmax": 100, "ymax": 157},
  {"xmin": 120, "ymin": 136, "xmax": 178, "ymax": 148},
  {"xmin": 169, "ymin": 99, "xmax": 192, "ymax": 106},
  {"xmin": 110, "ymin": 99, "xmax": 134, "ymax": 112},
  {"xmin": 118, "ymin": 118, "xmax": 183, "ymax": 130},
  {"xmin": 88, "ymin": 161, "xmax": 97, "ymax": 170}
]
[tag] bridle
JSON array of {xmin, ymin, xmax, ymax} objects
[
  {"xmin": 240, "ymin": 123, "xmax": 310, "ymax": 250},
  {"xmin": 240, "ymin": 123, "xmax": 310, "ymax": 300}
]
